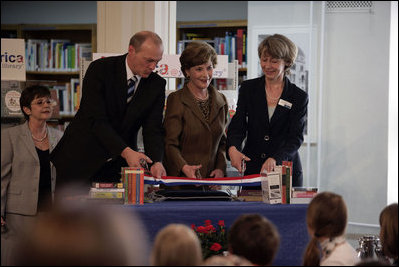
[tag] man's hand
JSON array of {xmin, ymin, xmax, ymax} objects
[
  {"xmin": 150, "ymin": 162, "xmax": 166, "ymax": 179},
  {"xmin": 228, "ymin": 146, "xmax": 251, "ymax": 173},
  {"xmin": 121, "ymin": 147, "xmax": 153, "ymax": 167}
]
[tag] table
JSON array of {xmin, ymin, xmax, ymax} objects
[{"xmin": 125, "ymin": 201, "xmax": 309, "ymax": 266}]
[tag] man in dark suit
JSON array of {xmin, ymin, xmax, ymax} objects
[{"xmin": 50, "ymin": 31, "xmax": 167, "ymax": 192}]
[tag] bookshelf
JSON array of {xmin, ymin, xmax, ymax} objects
[
  {"xmin": 1, "ymin": 24, "xmax": 97, "ymax": 129},
  {"xmin": 176, "ymin": 20, "xmax": 248, "ymax": 91}
]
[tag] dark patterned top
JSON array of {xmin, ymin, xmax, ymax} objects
[{"xmin": 195, "ymin": 94, "xmax": 211, "ymax": 122}]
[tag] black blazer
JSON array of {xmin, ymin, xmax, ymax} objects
[
  {"xmin": 50, "ymin": 54, "xmax": 166, "ymax": 187},
  {"xmin": 227, "ymin": 76, "xmax": 308, "ymax": 186}
]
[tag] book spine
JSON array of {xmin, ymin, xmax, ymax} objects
[
  {"xmin": 123, "ymin": 168, "xmax": 129, "ymax": 204},
  {"xmin": 281, "ymin": 185, "xmax": 286, "ymax": 204},
  {"xmin": 92, "ymin": 182, "xmax": 124, "ymax": 188},
  {"xmin": 292, "ymin": 192, "xmax": 317, "ymax": 198},
  {"xmin": 285, "ymin": 167, "xmax": 290, "ymax": 204},
  {"xmin": 236, "ymin": 29, "xmax": 243, "ymax": 66},
  {"xmin": 129, "ymin": 171, "xmax": 133, "ymax": 204},
  {"xmin": 89, "ymin": 192, "xmax": 123, "ymax": 198}
]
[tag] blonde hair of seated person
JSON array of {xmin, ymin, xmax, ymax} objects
[
  {"xmin": 203, "ymin": 254, "xmax": 252, "ymax": 266},
  {"xmin": 151, "ymin": 223, "xmax": 202, "ymax": 266}
]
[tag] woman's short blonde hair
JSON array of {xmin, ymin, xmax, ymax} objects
[
  {"xmin": 151, "ymin": 223, "xmax": 203, "ymax": 266},
  {"xmin": 258, "ymin": 34, "xmax": 298, "ymax": 76},
  {"xmin": 180, "ymin": 41, "xmax": 217, "ymax": 78}
]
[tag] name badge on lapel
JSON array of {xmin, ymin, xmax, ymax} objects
[{"xmin": 278, "ymin": 99, "xmax": 292, "ymax": 109}]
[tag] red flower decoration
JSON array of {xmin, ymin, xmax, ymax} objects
[
  {"xmin": 196, "ymin": 226, "xmax": 207, "ymax": 233},
  {"xmin": 210, "ymin": 242, "xmax": 222, "ymax": 251},
  {"xmin": 192, "ymin": 219, "xmax": 228, "ymax": 259}
]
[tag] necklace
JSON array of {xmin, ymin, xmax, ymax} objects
[{"xmin": 31, "ymin": 128, "xmax": 48, "ymax": 142}]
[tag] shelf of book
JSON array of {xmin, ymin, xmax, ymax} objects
[
  {"xmin": 176, "ymin": 20, "xmax": 247, "ymax": 91},
  {"xmin": 1, "ymin": 24, "xmax": 96, "ymax": 128}
]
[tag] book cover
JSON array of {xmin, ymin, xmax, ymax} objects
[
  {"xmin": 1, "ymin": 80, "xmax": 24, "ymax": 118},
  {"xmin": 261, "ymin": 171, "xmax": 282, "ymax": 204}
]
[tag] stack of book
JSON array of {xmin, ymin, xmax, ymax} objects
[
  {"xmin": 121, "ymin": 167, "xmax": 144, "ymax": 205},
  {"xmin": 290, "ymin": 187, "xmax": 318, "ymax": 204},
  {"xmin": 88, "ymin": 182, "xmax": 125, "ymax": 204}
]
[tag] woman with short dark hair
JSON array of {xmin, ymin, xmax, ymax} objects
[{"xmin": 1, "ymin": 85, "xmax": 63, "ymax": 265}]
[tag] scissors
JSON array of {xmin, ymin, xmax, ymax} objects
[
  {"xmin": 139, "ymin": 158, "xmax": 150, "ymax": 173},
  {"xmin": 239, "ymin": 157, "xmax": 246, "ymax": 195},
  {"xmin": 195, "ymin": 168, "xmax": 202, "ymax": 179}
]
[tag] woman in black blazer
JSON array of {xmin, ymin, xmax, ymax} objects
[{"xmin": 227, "ymin": 34, "xmax": 308, "ymax": 187}]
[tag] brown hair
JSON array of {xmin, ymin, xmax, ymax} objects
[
  {"xmin": 151, "ymin": 223, "xmax": 202, "ymax": 266},
  {"xmin": 379, "ymin": 203, "xmax": 398, "ymax": 260},
  {"xmin": 129, "ymin": 31, "xmax": 163, "ymax": 52},
  {"xmin": 303, "ymin": 191, "xmax": 348, "ymax": 266},
  {"xmin": 227, "ymin": 214, "xmax": 280, "ymax": 265},
  {"xmin": 258, "ymin": 33, "xmax": 298, "ymax": 75},
  {"xmin": 179, "ymin": 41, "xmax": 217, "ymax": 78}
]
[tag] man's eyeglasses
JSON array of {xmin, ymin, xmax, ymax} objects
[{"xmin": 31, "ymin": 98, "xmax": 56, "ymax": 106}]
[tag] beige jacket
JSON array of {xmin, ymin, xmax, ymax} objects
[
  {"xmin": 1, "ymin": 121, "xmax": 63, "ymax": 217},
  {"xmin": 163, "ymin": 84, "xmax": 228, "ymax": 178}
]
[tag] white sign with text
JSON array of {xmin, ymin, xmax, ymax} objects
[{"xmin": 1, "ymin": 38, "xmax": 26, "ymax": 81}]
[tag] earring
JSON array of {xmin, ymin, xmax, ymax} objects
[{"xmin": 186, "ymin": 75, "xmax": 190, "ymax": 81}]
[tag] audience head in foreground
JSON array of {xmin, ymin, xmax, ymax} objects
[
  {"xmin": 379, "ymin": 202, "xmax": 398, "ymax": 265},
  {"xmin": 14, "ymin": 203, "xmax": 149, "ymax": 266},
  {"xmin": 303, "ymin": 191, "xmax": 359, "ymax": 266},
  {"xmin": 227, "ymin": 213, "xmax": 280, "ymax": 266},
  {"xmin": 151, "ymin": 223, "xmax": 203, "ymax": 266}
]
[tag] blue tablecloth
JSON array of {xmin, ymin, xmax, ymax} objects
[{"xmin": 124, "ymin": 201, "xmax": 309, "ymax": 266}]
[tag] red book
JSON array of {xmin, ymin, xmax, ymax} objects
[{"xmin": 236, "ymin": 29, "xmax": 243, "ymax": 65}]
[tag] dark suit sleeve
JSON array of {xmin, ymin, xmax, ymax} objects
[
  {"xmin": 78, "ymin": 60, "xmax": 127, "ymax": 158},
  {"xmin": 142, "ymin": 78, "xmax": 166, "ymax": 163},
  {"xmin": 273, "ymin": 91, "xmax": 308, "ymax": 163},
  {"xmin": 226, "ymin": 83, "xmax": 249, "ymax": 152}
]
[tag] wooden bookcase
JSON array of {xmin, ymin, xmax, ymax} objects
[
  {"xmin": 176, "ymin": 20, "xmax": 247, "ymax": 91},
  {"xmin": 1, "ymin": 24, "xmax": 97, "ymax": 129}
]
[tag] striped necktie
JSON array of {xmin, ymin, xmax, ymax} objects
[{"xmin": 127, "ymin": 76, "xmax": 137, "ymax": 103}]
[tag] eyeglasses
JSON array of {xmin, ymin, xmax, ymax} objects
[{"xmin": 31, "ymin": 98, "xmax": 56, "ymax": 106}]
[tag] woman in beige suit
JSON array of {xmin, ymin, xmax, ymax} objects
[
  {"xmin": 163, "ymin": 41, "xmax": 228, "ymax": 188},
  {"xmin": 1, "ymin": 85, "xmax": 63, "ymax": 265}
]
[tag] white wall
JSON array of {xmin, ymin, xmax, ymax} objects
[
  {"xmin": 176, "ymin": 1, "xmax": 247, "ymax": 21},
  {"xmin": 1, "ymin": 1, "xmax": 97, "ymax": 24},
  {"xmin": 322, "ymin": 1, "xmax": 391, "ymax": 233},
  {"xmin": 248, "ymin": 1, "xmax": 393, "ymax": 235}
]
